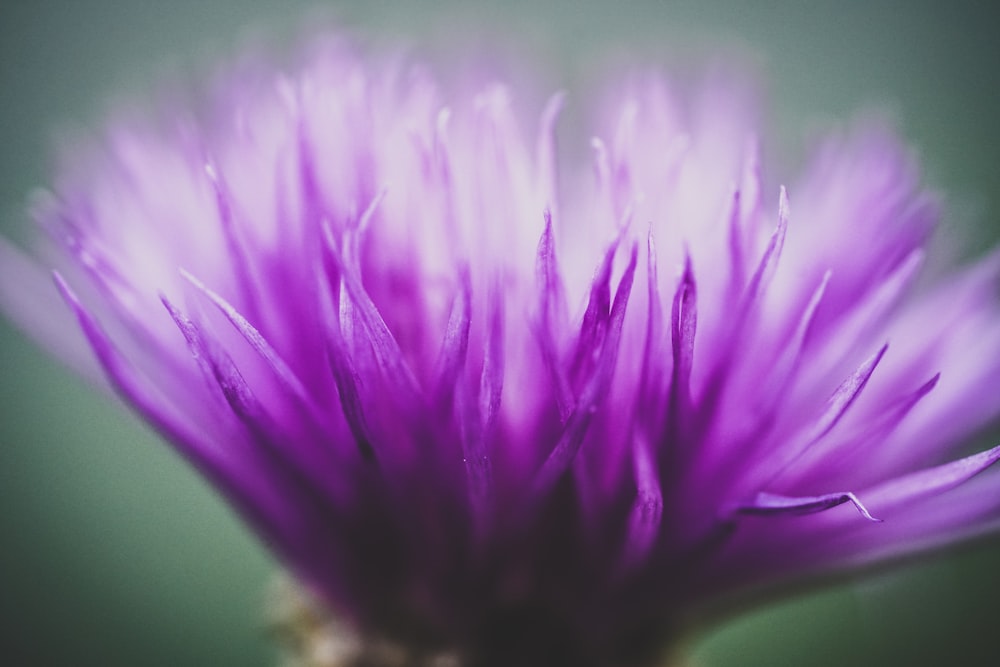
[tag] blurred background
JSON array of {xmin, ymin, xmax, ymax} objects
[{"xmin": 2, "ymin": 1, "xmax": 999, "ymax": 665}]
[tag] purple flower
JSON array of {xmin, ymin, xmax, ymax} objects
[{"xmin": 3, "ymin": 37, "xmax": 1000, "ymax": 667}]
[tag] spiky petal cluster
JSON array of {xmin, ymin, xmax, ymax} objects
[{"xmin": 3, "ymin": 39, "xmax": 1000, "ymax": 667}]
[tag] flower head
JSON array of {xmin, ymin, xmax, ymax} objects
[{"xmin": 3, "ymin": 36, "xmax": 1000, "ymax": 667}]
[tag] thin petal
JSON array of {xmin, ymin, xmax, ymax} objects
[
  {"xmin": 531, "ymin": 244, "xmax": 638, "ymax": 500},
  {"xmin": 733, "ymin": 490, "xmax": 881, "ymax": 522},
  {"xmin": 433, "ymin": 267, "xmax": 472, "ymax": 413},
  {"xmin": 0, "ymin": 240, "xmax": 99, "ymax": 379},
  {"xmin": 865, "ymin": 443, "xmax": 1000, "ymax": 510},
  {"xmin": 54, "ymin": 273, "xmax": 301, "ymax": 553},
  {"xmin": 534, "ymin": 209, "xmax": 573, "ymax": 418}
]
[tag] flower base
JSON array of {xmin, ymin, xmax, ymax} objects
[{"xmin": 267, "ymin": 576, "xmax": 692, "ymax": 667}]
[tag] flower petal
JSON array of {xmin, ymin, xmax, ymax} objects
[{"xmin": 732, "ymin": 490, "xmax": 881, "ymax": 522}]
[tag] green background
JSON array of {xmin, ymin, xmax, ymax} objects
[{"xmin": 2, "ymin": 1, "xmax": 999, "ymax": 665}]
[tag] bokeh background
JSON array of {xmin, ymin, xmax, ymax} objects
[{"xmin": 2, "ymin": 1, "xmax": 999, "ymax": 665}]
